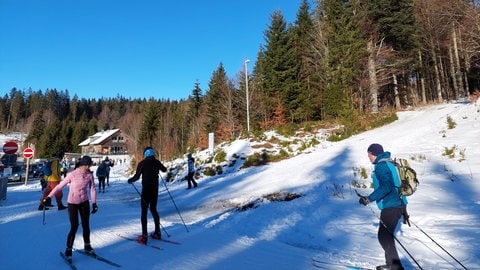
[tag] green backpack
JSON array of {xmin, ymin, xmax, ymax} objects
[{"xmin": 391, "ymin": 158, "xmax": 419, "ymax": 196}]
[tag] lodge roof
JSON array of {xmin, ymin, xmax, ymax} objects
[{"xmin": 78, "ymin": 129, "xmax": 120, "ymax": 146}]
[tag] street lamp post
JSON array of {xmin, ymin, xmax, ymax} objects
[{"xmin": 244, "ymin": 59, "xmax": 250, "ymax": 133}]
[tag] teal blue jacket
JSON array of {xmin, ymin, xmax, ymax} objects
[{"xmin": 368, "ymin": 152, "xmax": 407, "ymax": 210}]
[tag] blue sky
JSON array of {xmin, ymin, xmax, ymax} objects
[{"xmin": 0, "ymin": 1, "xmax": 305, "ymax": 101}]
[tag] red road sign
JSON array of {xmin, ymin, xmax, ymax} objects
[
  {"xmin": 23, "ymin": 147, "xmax": 34, "ymax": 159},
  {"xmin": 3, "ymin": 141, "xmax": 18, "ymax": 154}
]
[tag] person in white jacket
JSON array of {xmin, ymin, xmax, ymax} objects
[{"xmin": 43, "ymin": 155, "xmax": 97, "ymax": 262}]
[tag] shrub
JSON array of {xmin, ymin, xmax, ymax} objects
[
  {"xmin": 214, "ymin": 150, "xmax": 227, "ymax": 163},
  {"xmin": 243, "ymin": 152, "xmax": 269, "ymax": 168},
  {"xmin": 215, "ymin": 165, "xmax": 223, "ymax": 175},
  {"xmin": 274, "ymin": 123, "xmax": 297, "ymax": 137},
  {"xmin": 269, "ymin": 149, "xmax": 290, "ymax": 162},
  {"xmin": 203, "ymin": 166, "xmax": 216, "ymax": 176}
]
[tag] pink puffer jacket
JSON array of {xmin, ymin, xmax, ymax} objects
[{"xmin": 48, "ymin": 168, "xmax": 96, "ymax": 204}]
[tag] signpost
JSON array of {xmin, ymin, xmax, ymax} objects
[
  {"xmin": 23, "ymin": 147, "xmax": 34, "ymax": 185},
  {"xmin": 2, "ymin": 141, "xmax": 18, "ymax": 167},
  {"xmin": 23, "ymin": 147, "xmax": 34, "ymax": 159},
  {"xmin": 3, "ymin": 141, "xmax": 18, "ymax": 155}
]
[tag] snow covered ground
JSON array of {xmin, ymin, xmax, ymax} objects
[{"xmin": 1, "ymin": 100, "xmax": 479, "ymax": 270}]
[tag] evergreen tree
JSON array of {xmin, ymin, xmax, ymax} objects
[
  {"xmin": 140, "ymin": 99, "xmax": 161, "ymax": 147},
  {"xmin": 291, "ymin": 0, "xmax": 322, "ymax": 121},
  {"xmin": 189, "ymin": 80, "xmax": 203, "ymax": 119},
  {"xmin": 25, "ymin": 112, "xmax": 46, "ymax": 147},
  {"xmin": 71, "ymin": 121, "xmax": 89, "ymax": 153},
  {"xmin": 25, "ymin": 88, "xmax": 44, "ymax": 117},
  {"xmin": 366, "ymin": 0, "xmax": 420, "ymax": 107},
  {"xmin": 38, "ymin": 119, "xmax": 63, "ymax": 157},
  {"xmin": 0, "ymin": 95, "xmax": 6, "ymax": 129},
  {"xmin": 320, "ymin": 0, "xmax": 367, "ymax": 120},
  {"xmin": 8, "ymin": 89, "xmax": 25, "ymax": 129},
  {"xmin": 188, "ymin": 81, "xmax": 203, "ymax": 146},
  {"xmin": 203, "ymin": 63, "xmax": 234, "ymax": 140},
  {"xmin": 252, "ymin": 47, "xmax": 272, "ymax": 129},
  {"xmin": 258, "ymin": 10, "xmax": 297, "ymax": 124},
  {"xmin": 59, "ymin": 121, "xmax": 74, "ymax": 152},
  {"xmin": 366, "ymin": 0, "xmax": 418, "ymax": 58}
]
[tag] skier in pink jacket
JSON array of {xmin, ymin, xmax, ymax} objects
[{"xmin": 43, "ymin": 155, "xmax": 97, "ymax": 262}]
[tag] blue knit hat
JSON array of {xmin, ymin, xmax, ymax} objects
[
  {"xmin": 144, "ymin": 147, "xmax": 154, "ymax": 158},
  {"xmin": 367, "ymin": 143, "xmax": 384, "ymax": 156}
]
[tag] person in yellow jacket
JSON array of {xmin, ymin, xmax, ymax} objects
[{"xmin": 38, "ymin": 152, "xmax": 67, "ymax": 210}]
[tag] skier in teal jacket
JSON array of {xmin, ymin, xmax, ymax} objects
[{"xmin": 358, "ymin": 143, "xmax": 405, "ymax": 270}]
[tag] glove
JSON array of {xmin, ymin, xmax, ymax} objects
[
  {"xmin": 91, "ymin": 203, "xmax": 98, "ymax": 214},
  {"xmin": 358, "ymin": 196, "xmax": 370, "ymax": 206},
  {"xmin": 42, "ymin": 197, "xmax": 51, "ymax": 206},
  {"xmin": 127, "ymin": 178, "xmax": 133, "ymax": 184}
]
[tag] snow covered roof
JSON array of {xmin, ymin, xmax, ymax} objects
[{"xmin": 78, "ymin": 129, "xmax": 120, "ymax": 146}]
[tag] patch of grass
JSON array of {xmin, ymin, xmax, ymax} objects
[
  {"xmin": 325, "ymin": 180, "xmax": 345, "ymax": 199},
  {"xmin": 351, "ymin": 179, "xmax": 369, "ymax": 189},
  {"xmin": 458, "ymin": 148, "xmax": 466, "ymax": 162},
  {"xmin": 360, "ymin": 167, "xmax": 368, "ymax": 179},
  {"xmin": 410, "ymin": 154, "xmax": 426, "ymax": 162},
  {"xmin": 327, "ymin": 111, "xmax": 398, "ymax": 142},
  {"xmin": 446, "ymin": 115, "xmax": 457, "ymax": 129},
  {"xmin": 442, "ymin": 145, "xmax": 456, "ymax": 158}
]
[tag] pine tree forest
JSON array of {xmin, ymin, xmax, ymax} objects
[{"xmin": 1, "ymin": 0, "xmax": 479, "ymax": 159}]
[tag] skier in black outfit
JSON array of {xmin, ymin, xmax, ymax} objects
[{"xmin": 127, "ymin": 147, "xmax": 167, "ymax": 244}]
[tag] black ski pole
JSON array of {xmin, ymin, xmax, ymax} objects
[
  {"xmin": 159, "ymin": 174, "xmax": 189, "ymax": 232},
  {"xmin": 42, "ymin": 203, "xmax": 46, "ymax": 225},
  {"xmin": 131, "ymin": 183, "xmax": 170, "ymax": 237},
  {"xmin": 355, "ymin": 190, "xmax": 424, "ymax": 270},
  {"xmin": 410, "ymin": 220, "xmax": 468, "ymax": 270}
]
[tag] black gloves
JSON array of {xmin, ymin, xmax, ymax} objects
[
  {"xmin": 91, "ymin": 203, "xmax": 98, "ymax": 214},
  {"xmin": 127, "ymin": 178, "xmax": 133, "ymax": 184},
  {"xmin": 42, "ymin": 197, "xmax": 51, "ymax": 206},
  {"xmin": 358, "ymin": 196, "xmax": 370, "ymax": 206}
]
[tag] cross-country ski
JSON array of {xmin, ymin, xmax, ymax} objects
[
  {"xmin": 59, "ymin": 252, "xmax": 77, "ymax": 270},
  {"xmin": 117, "ymin": 234, "xmax": 163, "ymax": 250},
  {"xmin": 311, "ymin": 258, "xmax": 373, "ymax": 270},
  {"xmin": 150, "ymin": 236, "xmax": 181, "ymax": 245},
  {"xmin": 76, "ymin": 250, "xmax": 121, "ymax": 268}
]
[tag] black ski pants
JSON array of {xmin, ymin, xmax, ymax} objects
[
  {"xmin": 378, "ymin": 207, "xmax": 404, "ymax": 270},
  {"xmin": 186, "ymin": 172, "xmax": 197, "ymax": 188},
  {"xmin": 66, "ymin": 201, "xmax": 91, "ymax": 249},
  {"xmin": 140, "ymin": 188, "xmax": 160, "ymax": 235},
  {"xmin": 98, "ymin": 176, "xmax": 106, "ymax": 191}
]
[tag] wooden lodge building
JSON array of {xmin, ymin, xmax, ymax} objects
[{"xmin": 78, "ymin": 129, "xmax": 127, "ymax": 156}]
